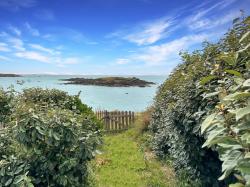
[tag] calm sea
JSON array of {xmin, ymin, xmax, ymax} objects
[{"xmin": 0, "ymin": 75, "xmax": 166, "ymax": 112}]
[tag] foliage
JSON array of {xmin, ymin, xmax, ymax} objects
[
  {"xmin": 133, "ymin": 107, "xmax": 154, "ymax": 138},
  {"xmin": 150, "ymin": 15, "xmax": 249, "ymax": 186},
  {"xmin": 0, "ymin": 88, "xmax": 101, "ymax": 186},
  {"xmin": 201, "ymin": 16, "xmax": 250, "ymax": 186},
  {"xmin": 0, "ymin": 88, "xmax": 15, "ymax": 125},
  {"xmin": 150, "ymin": 52, "xmax": 222, "ymax": 186}
]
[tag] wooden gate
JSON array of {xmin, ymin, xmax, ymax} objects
[{"xmin": 95, "ymin": 110, "xmax": 135, "ymax": 132}]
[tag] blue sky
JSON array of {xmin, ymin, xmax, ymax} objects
[{"xmin": 0, "ymin": 0, "xmax": 249, "ymax": 75}]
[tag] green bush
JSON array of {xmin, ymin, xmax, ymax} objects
[
  {"xmin": 0, "ymin": 88, "xmax": 15, "ymax": 125},
  {"xmin": 200, "ymin": 17, "xmax": 250, "ymax": 186},
  {"xmin": 150, "ymin": 15, "xmax": 249, "ymax": 186},
  {"xmin": 150, "ymin": 56, "xmax": 222, "ymax": 186},
  {"xmin": 0, "ymin": 88, "xmax": 102, "ymax": 186}
]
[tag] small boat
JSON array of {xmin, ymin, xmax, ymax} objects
[{"xmin": 16, "ymin": 80, "xmax": 25, "ymax": 85}]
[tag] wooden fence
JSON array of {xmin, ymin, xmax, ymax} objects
[
  {"xmin": 95, "ymin": 110, "xmax": 135, "ymax": 132},
  {"xmin": 0, "ymin": 122, "xmax": 4, "ymax": 129}
]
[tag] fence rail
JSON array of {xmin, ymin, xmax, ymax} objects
[{"xmin": 95, "ymin": 110, "xmax": 135, "ymax": 132}]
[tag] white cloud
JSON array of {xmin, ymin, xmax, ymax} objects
[
  {"xmin": 109, "ymin": 18, "xmax": 173, "ymax": 45},
  {"xmin": 8, "ymin": 25, "xmax": 21, "ymax": 36},
  {"xmin": 63, "ymin": 57, "xmax": 81, "ymax": 64},
  {"xmin": 0, "ymin": 0, "xmax": 36, "ymax": 11},
  {"xmin": 29, "ymin": 44, "xmax": 54, "ymax": 54},
  {"xmin": 15, "ymin": 51, "xmax": 50, "ymax": 63},
  {"xmin": 8, "ymin": 37, "xmax": 25, "ymax": 51},
  {"xmin": 130, "ymin": 33, "xmax": 214, "ymax": 66},
  {"xmin": 0, "ymin": 42, "xmax": 11, "ymax": 52},
  {"xmin": 187, "ymin": 9, "xmax": 241, "ymax": 30},
  {"xmin": 107, "ymin": 0, "xmax": 240, "ymax": 48},
  {"xmin": 218, "ymin": 0, "xmax": 237, "ymax": 10},
  {"xmin": 188, "ymin": 0, "xmax": 236, "ymax": 23},
  {"xmin": 53, "ymin": 57, "xmax": 82, "ymax": 67},
  {"xmin": 125, "ymin": 18, "xmax": 173, "ymax": 45},
  {"xmin": 116, "ymin": 58, "xmax": 130, "ymax": 65},
  {"xmin": 25, "ymin": 22, "xmax": 40, "ymax": 36}
]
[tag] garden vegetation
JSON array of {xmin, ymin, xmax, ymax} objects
[
  {"xmin": 0, "ymin": 88, "xmax": 101, "ymax": 187},
  {"xmin": 150, "ymin": 15, "xmax": 250, "ymax": 187}
]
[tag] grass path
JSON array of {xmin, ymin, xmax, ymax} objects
[{"xmin": 93, "ymin": 130, "xmax": 176, "ymax": 187}]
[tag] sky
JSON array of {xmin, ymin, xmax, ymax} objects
[{"xmin": 0, "ymin": 0, "xmax": 249, "ymax": 75}]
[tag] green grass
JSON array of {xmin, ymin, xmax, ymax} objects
[{"xmin": 93, "ymin": 129, "xmax": 176, "ymax": 187}]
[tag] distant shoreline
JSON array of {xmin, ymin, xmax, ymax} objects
[{"xmin": 0, "ymin": 74, "xmax": 21, "ymax": 77}]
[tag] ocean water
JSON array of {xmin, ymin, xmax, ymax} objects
[{"xmin": 0, "ymin": 75, "xmax": 167, "ymax": 112}]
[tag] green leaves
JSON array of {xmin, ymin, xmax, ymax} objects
[
  {"xmin": 199, "ymin": 16, "xmax": 250, "ymax": 187},
  {"xmin": 219, "ymin": 150, "xmax": 243, "ymax": 180},
  {"xmin": 243, "ymin": 79, "xmax": 250, "ymax": 87},
  {"xmin": 229, "ymin": 183, "xmax": 245, "ymax": 187},
  {"xmin": 225, "ymin": 70, "xmax": 243, "ymax": 78},
  {"xmin": 201, "ymin": 113, "xmax": 218, "ymax": 134},
  {"xmin": 198, "ymin": 18, "xmax": 250, "ymax": 187},
  {"xmin": 219, "ymin": 52, "xmax": 238, "ymax": 66},
  {"xmin": 200, "ymin": 75, "xmax": 217, "ymax": 85},
  {"xmin": 151, "ymin": 15, "xmax": 250, "ymax": 187},
  {"xmin": 0, "ymin": 88, "xmax": 102, "ymax": 186},
  {"xmin": 231, "ymin": 106, "xmax": 250, "ymax": 121},
  {"xmin": 239, "ymin": 31, "xmax": 250, "ymax": 43}
]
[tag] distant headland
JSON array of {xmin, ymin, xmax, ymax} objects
[
  {"xmin": 61, "ymin": 76, "xmax": 155, "ymax": 87},
  {"xmin": 0, "ymin": 73, "xmax": 21, "ymax": 77}
]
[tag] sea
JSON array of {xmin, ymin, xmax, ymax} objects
[{"xmin": 0, "ymin": 75, "xmax": 167, "ymax": 112}]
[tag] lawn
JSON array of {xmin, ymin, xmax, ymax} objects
[{"xmin": 93, "ymin": 129, "xmax": 176, "ymax": 187}]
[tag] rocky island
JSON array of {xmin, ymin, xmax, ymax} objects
[
  {"xmin": 61, "ymin": 77, "xmax": 155, "ymax": 87},
  {"xmin": 0, "ymin": 73, "xmax": 21, "ymax": 77}
]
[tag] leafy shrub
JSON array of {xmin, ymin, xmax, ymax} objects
[
  {"xmin": 201, "ymin": 17, "xmax": 250, "ymax": 186},
  {"xmin": 21, "ymin": 88, "xmax": 93, "ymax": 114},
  {"xmin": 0, "ymin": 88, "xmax": 14, "ymax": 125},
  {"xmin": 0, "ymin": 88, "xmax": 102, "ymax": 186},
  {"xmin": 150, "ymin": 15, "xmax": 249, "ymax": 186},
  {"xmin": 150, "ymin": 55, "xmax": 222, "ymax": 186}
]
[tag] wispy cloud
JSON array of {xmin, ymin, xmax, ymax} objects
[
  {"xmin": 188, "ymin": 10, "xmax": 241, "ymax": 30},
  {"xmin": 25, "ymin": 22, "xmax": 40, "ymax": 36},
  {"xmin": 108, "ymin": 17, "xmax": 174, "ymax": 45},
  {"xmin": 125, "ymin": 18, "xmax": 173, "ymax": 45},
  {"xmin": 8, "ymin": 25, "xmax": 21, "ymax": 36},
  {"xmin": 185, "ymin": 0, "xmax": 240, "ymax": 31},
  {"xmin": 54, "ymin": 57, "xmax": 83, "ymax": 68},
  {"xmin": 132, "ymin": 33, "xmax": 213, "ymax": 66},
  {"xmin": 108, "ymin": 0, "xmax": 240, "ymax": 48},
  {"xmin": 29, "ymin": 44, "xmax": 55, "ymax": 55},
  {"xmin": 116, "ymin": 58, "xmax": 130, "ymax": 65},
  {"xmin": 8, "ymin": 37, "xmax": 25, "ymax": 51},
  {"xmin": 109, "ymin": 0, "xmax": 244, "ymax": 70},
  {"xmin": 0, "ymin": 0, "xmax": 36, "ymax": 11},
  {"xmin": 187, "ymin": 0, "xmax": 237, "ymax": 22},
  {"xmin": 63, "ymin": 58, "xmax": 81, "ymax": 65},
  {"xmin": 15, "ymin": 51, "xmax": 50, "ymax": 63},
  {"xmin": 0, "ymin": 42, "xmax": 11, "ymax": 52}
]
